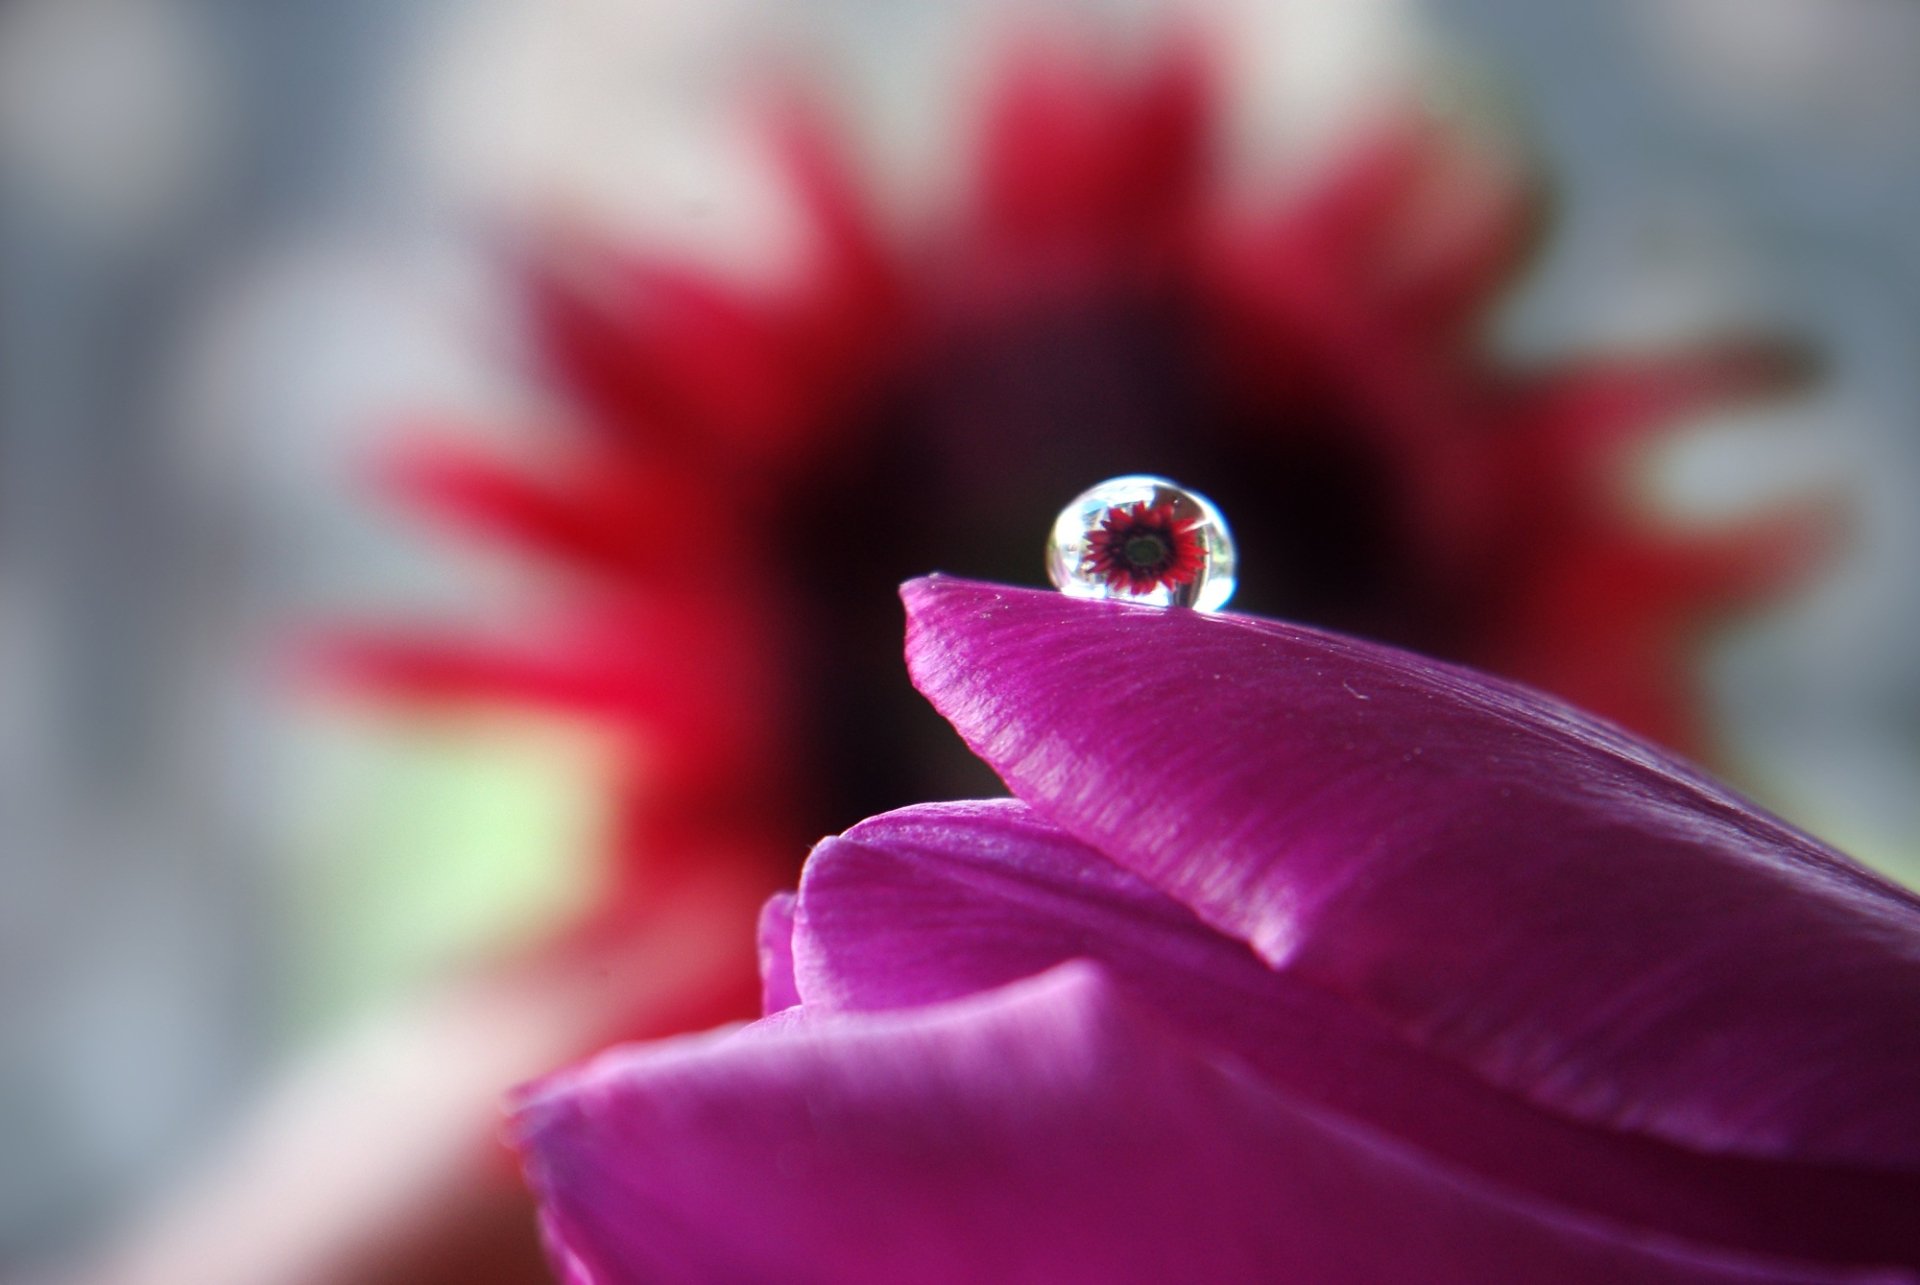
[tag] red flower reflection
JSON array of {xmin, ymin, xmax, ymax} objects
[{"xmin": 1085, "ymin": 502, "xmax": 1206, "ymax": 593}]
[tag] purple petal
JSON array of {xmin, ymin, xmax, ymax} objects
[
  {"xmin": 901, "ymin": 576, "xmax": 1920, "ymax": 1170},
  {"xmin": 796, "ymin": 797, "xmax": 1920, "ymax": 1269},
  {"xmin": 516, "ymin": 962, "xmax": 1905, "ymax": 1285},
  {"xmin": 757, "ymin": 890, "xmax": 800, "ymax": 1014}
]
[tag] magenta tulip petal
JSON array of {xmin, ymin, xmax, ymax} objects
[
  {"xmin": 902, "ymin": 576, "xmax": 1920, "ymax": 1170},
  {"xmin": 757, "ymin": 890, "xmax": 800, "ymax": 1014},
  {"xmin": 516, "ymin": 962, "xmax": 1906, "ymax": 1285},
  {"xmin": 795, "ymin": 797, "xmax": 1920, "ymax": 1268}
]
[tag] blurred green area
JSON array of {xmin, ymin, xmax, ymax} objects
[{"xmin": 287, "ymin": 714, "xmax": 611, "ymax": 1035}]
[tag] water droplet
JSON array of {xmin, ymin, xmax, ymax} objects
[{"xmin": 1046, "ymin": 475, "xmax": 1236, "ymax": 611}]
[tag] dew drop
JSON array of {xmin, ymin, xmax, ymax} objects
[{"xmin": 1046, "ymin": 475, "xmax": 1236, "ymax": 611}]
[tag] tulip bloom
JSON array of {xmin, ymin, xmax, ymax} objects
[{"xmin": 517, "ymin": 577, "xmax": 1920, "ymax": 1283}]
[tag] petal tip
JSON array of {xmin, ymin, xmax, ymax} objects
[{"xmin": 898, "ymin": 571, "xmax": 978, "ymax": 612}]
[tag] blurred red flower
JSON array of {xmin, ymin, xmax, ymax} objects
[
  {"xmin": 314, "ymin": 33, "xmax": 1829, "ymax": 1284},
  {"xmin": 347, "ymin": 40, "xmax": 1824, "ymax": 898}
]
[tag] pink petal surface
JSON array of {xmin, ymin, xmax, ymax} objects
[
  {"xmin": 901, "ymin": 576, "xmax": 1920, "ymax": 1170},
  {"xmin": 792, "ymin": 798, "xmax": 1920, "ymax": 1268},
  {"xmin": 517, "ymin": 963, "xmax": 1900, "ymax": 1285}
]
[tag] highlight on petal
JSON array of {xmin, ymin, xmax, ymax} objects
[
  {"xmin": 516, "ymin": 963, "xmax": 1896, "ymax": 1285},
  {"xmin": 901, "ymin": 576, "xmax": 1920, "ymax": 1172},
  {"xmin": 757, "ymin": 890, "xmax": 800, "ymax": 1014}
]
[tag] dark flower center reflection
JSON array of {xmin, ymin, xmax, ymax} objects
[{"xmin": 1124, "ymin": 534, "xmax": 1168, "ymax": 567}]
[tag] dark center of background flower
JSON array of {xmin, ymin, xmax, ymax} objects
[{"xmin": 780, "ymin": 290, "xmax": 1430, "ymax": 839}]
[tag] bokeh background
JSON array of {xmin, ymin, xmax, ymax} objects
[{"xmin": 5, "ymin": 0, "xmax": 1919, "ymax": 1281}]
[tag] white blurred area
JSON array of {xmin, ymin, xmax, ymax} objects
[
  {"xmin": 2, "ymin": 0, "xmax": 1919, "ymax": 1279},
  {"xmin": 1431, "ymin": 0, "xmax": 1920, "ymax": 880}
]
